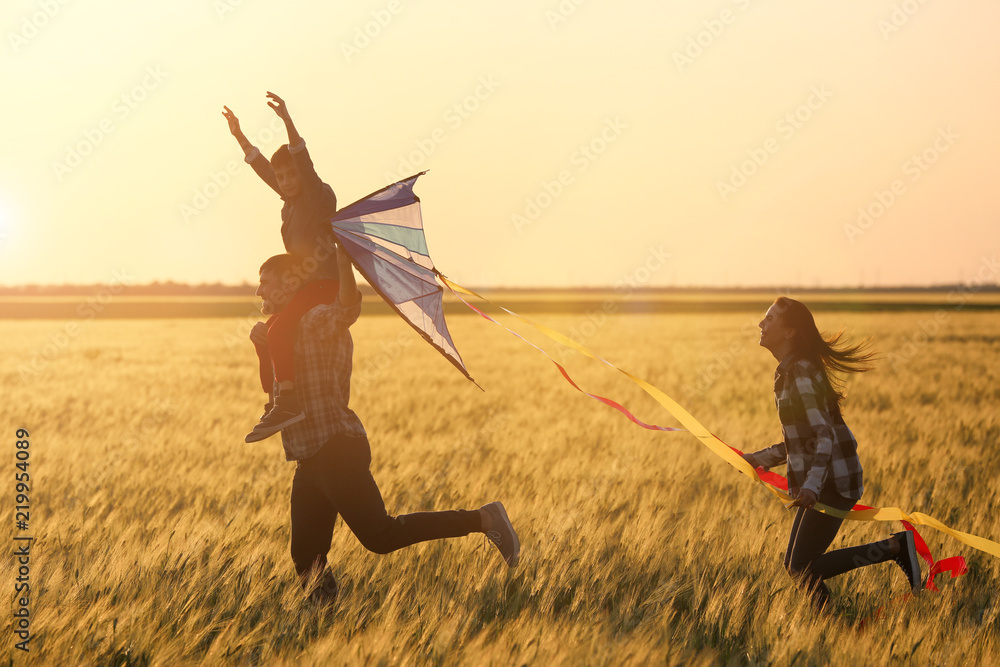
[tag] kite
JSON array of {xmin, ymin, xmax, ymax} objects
[{"xmin": 329, "ymin": 172, "xmax": 476, "ymax": 385}]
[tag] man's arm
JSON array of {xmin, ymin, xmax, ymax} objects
[
  {"xmin": 336, "ymin": 242, "xmax": 360, "ymax": 306},
  {"xmin": 300, "ymin": 244, "xmax": 361, "ymax": 336},
  {"xmin": 222, "ymin": 105, "xmax": 282, "ymax": 196}
]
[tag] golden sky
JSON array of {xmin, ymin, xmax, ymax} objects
[{"xmin": 2, "ymin": 0, "xmax": 998, "ymax": 287}]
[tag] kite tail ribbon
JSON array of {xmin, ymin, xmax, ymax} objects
[{"xmin": 441, "ymin": 276, "xmax": 994, "ymax": 579}]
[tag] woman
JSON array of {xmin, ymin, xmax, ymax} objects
[{"xmin": 743, "ymin": 297, "xmax": 922, "ymax": 610}]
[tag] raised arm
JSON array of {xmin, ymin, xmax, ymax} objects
[
  {"xmin": 267, "ymin": 92, "xmax": 302, "ymax": 147},
  {"xmin": 222, "ymin": 105, "xmax": 282, "ymax": 196},
  {"xmin": 222, "ymin": 106, "xmax": 255, "ymax": 156},
  {"xmin": 265, "ymin": 92, "xmax": 323, "ymax": 192}
]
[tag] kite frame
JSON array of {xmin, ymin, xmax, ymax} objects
[{"xmin": 330, "ymin": 171, "xmax": 480, "ymax": 388}]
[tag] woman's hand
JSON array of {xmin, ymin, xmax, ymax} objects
[{"xmin": 789, "ymin": 488, "xmax": 818, "ymax": 509}]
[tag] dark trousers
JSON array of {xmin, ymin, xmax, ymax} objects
[
  {"xmin": 784, "ymin": 489, "xmax": 896, "ymax": 608},
  {"xmin": 290, "ymin": 434, "xmax": 482, "ymax": 577}
]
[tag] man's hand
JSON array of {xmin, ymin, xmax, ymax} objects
[
  {"xmin": 335, "ymin": 240, "xmax": 351, "ymax": 265},
  {"xmin": 250, "ymin": 321, "xmax": 269, "ymax": 348},
  {"xmin": 266, "ymin": 91, "xmax": 290, "ymax": 122},
  {"xmin": 789, "ymin": 488, "xmax": 817, "ymax": 509},
  {"xmin": 222, "ymin": 105, "xmax": 242, "ymax": 136}
]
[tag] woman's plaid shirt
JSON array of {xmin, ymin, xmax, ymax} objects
[
  {"xmin": 276, "ymin": 295, "xmax": 367, "ymax": 461},
  {"xmin": 747, "ymin": 356, "xmax": 864, "ymax": 499}
]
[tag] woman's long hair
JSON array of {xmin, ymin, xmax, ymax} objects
[{"xmin": 773, "ymin": 297, "xmax": 876, "ymax": 407}]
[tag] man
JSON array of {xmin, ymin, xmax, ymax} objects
[{"xmin": 251, "ymin": 243, "xmax": 520, "ymax": 603}]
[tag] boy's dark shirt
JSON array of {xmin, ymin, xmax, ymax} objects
[{"xmin": 245, "ymin": 139, "xmax": 339, "ymax": 282}]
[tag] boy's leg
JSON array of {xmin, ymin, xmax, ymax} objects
[
  {"xmin": 266, "ymin": 279, "xmax": 340, "ymax": 386},
  {"xmin": 247, "ymin": 280, "xmax": 339, "ymax": 440},
  {"xmin": 253, "ymin": 314, "xmax": 278, "ymax": 393},
  {"xmin": 310, "ymin": 435, "xmax": 484, "ymax": 555}
]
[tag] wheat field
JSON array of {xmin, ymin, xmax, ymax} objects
[{"xmin": 4, "ymin": 303, "xmax": 1000, "ymax": 665}]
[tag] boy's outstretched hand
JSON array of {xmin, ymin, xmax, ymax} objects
[
  {"xmin": 266, "ymin": 91, "xmax": 290, "ymax": 121},
  {"xmin": 222, "ymin": 105, "xmax": 241, "ymax": 136},
  {"xmin": 266, "ymin": 91, "xmax": 301, "ymax": 146}
]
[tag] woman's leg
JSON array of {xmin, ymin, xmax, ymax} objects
[
  {"xmin": 786, "ymin": 505, "xmax": 844, "ymax": 609},
  {"xmin": 786, "ymin": 493, "xmax": 901, "ymax": 608}
]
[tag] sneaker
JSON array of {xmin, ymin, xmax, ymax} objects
[
  {"xmin": 481, "ymin": 501, "xmax": 520, "ymax": 567},
  {"xmin": 891, "ymin": 530, "xmax": 923, "ymax": 594},
  {"xmin": 307, "ymin": 569, "xmax": 339, "ymax": 607},
  {"xmin": 245, "ymin": 392, "xmax": 305, "ymax": 443}
]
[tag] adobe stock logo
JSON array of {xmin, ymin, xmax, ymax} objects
[
  {"xmin": 513, "ymin": 117, "xmax": 627, "ymax": 233},
  {"xmin": 340, "ymin": 0, "xmax": 405, "ymax": 63},
  {"xmin": 7, "ymin": 0, "xmax": 72, "ymax": 53},
  {"xmin": 716, "ymin": 85, "xmax": 832, "ymax": 202},
  {"xmin": 51, "ymin": 65, "xmax": 168, "ymax": 182},
  {"xmin": 672, "ymin": 0, "xmax": 755, "ymax": 73},
  {"xmin": 843, "ymin": 127, "xmax": 959, "ymax": 244}
]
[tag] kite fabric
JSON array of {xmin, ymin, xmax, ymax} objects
[{"xmin": 329, "ymin": 172, "xmax": 475, "ymax": 385}]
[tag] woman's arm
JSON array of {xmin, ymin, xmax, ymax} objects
[{"xmin": 744, "ymin": 443, "xmax": 787, "ymax": 469}]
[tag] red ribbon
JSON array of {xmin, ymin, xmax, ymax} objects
[{"xmin": 728, "ymin": 445, "xmax": 967, "ymax": 591}]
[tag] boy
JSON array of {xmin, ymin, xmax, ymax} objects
[{"xmin": 223, "ymin": 92, "xmax": 341, "ymax": 442}]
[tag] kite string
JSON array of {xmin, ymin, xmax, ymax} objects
[
  {"xmin": 441, "ymin": 276, "xmax": 998, "ymax": 566},
  {"xmin": 447, "ymin": 284, "xmax": 681, "ymax": 432}
]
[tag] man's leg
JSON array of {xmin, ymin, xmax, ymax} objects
[
  {"xmin": 313, "ymin": 435, "xmax": 483, "ymax": 554},
  {"xmin": 290, "ymin": 461, "xmax": 340, "ymax": 601}
]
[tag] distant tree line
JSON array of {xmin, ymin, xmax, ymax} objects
[{"xmin": 0, "ymin": 281, "xmax": 380, "ymax": 296}]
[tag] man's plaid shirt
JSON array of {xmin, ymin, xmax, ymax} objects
[
  {"xmin": 747, "ymin": 356, "xmax": 864, "ymax": 499},
  {"xmin": 277, "ymin": 294, "xmax": 366, "ymax": 461}
]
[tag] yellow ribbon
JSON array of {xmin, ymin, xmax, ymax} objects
[{"xmin": 442, "ymin": 277, "xmax": 1000, "ymax": 560}]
